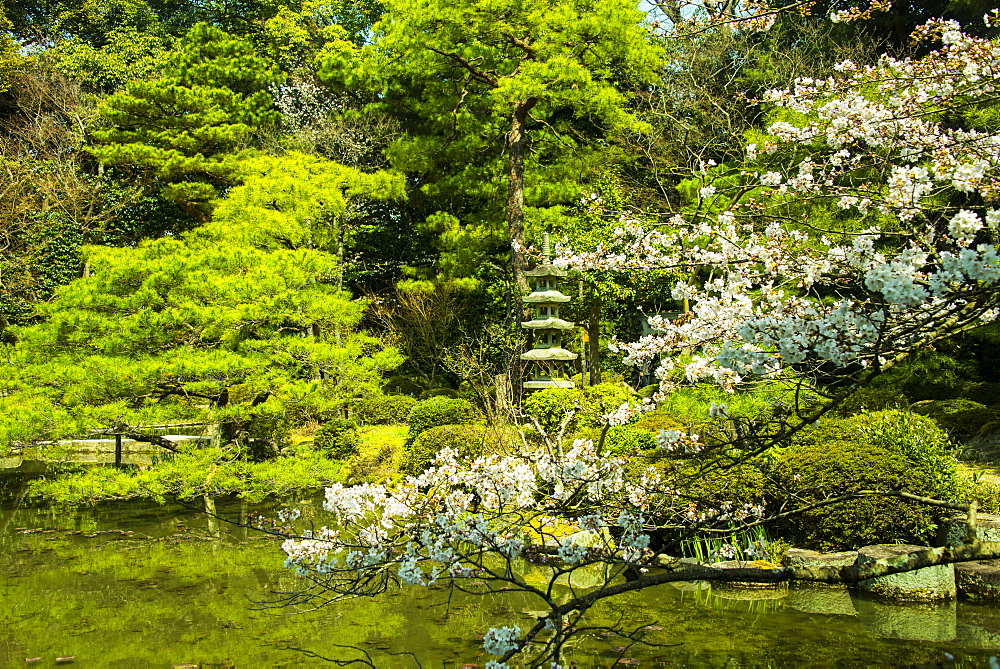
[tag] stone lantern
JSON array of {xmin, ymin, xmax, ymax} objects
[{"xmin": 520, "ymin": 236, "xmax": 578, "ymax": 390}]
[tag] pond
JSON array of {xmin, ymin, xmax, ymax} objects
[{"xmin": 3, "ymin": 466, "xmax": 1000, "ymax": 668}]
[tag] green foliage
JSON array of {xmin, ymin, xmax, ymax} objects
[
  {"xmin": 0, "ymin": 154, "xmax": 404, "ymax": 457},
  {"xmin": 382, "ymin": 375, "xmax": 424, "ymax": 397},
  {"xmin": 632, "ymin": 409, "xmax": 684, "ymax": 435},
  {"xmin": 51, "ymin": 27, "xmax": 172, "ymax": 91},
  {"xmin": 777, "ymin": 410, "xmax": 961, "ymax": 550},
  {"xmin": 524, "ymin": 387, "xmax": 581, "ymax": 435},
  {"xmin": 654, "ymin": 382, "xmax": 822, "ymax": 425},
  {"xmin": 637, "ymin": 384, "xmax": 660, "ymax": 399},
  {"xmin": 315, "ymin": 418, "xmax": 360, "ymax": 459},
  {"xmin": 89, "ymin": 22, "xmax": 284, "ymax": 218},
  {"xmin": 400, "ymin": 423, "xmax": 486, "ymax": 477},
  {"xmin": 211, "ymin": 151, "xmax": 405, "ymax": 254},
  {"xmin": 682, "ymin": 463, "xmax": 769, "ymax": 507},
  {"xmin": 601, "ymin": 425, "xmax": 657, "ymax": 456},
  {"xmin": 834, "ymin": 385, "xmax": 910, "ymax": 416},
  {"xmin": 773, "ymin": 440, "xmax": 943, "ymax": 550},
  {"xmin": 0, "ymin": 8, "xmax": 23, "ymax": 91},
  {"xmin": 419, "ymin": 388, "xmax": 459, "ymax": 400},
  {"xmin": 874, "ymin": 350, "xmax": 977, "ymax": 401},
  {"xmin": 353, "ymin": 394, "xmax": 418, "ymax": 425},
  {"xmin": 29, "ymin": 447, "xmax": 346, "ymax": 505},
  {"xmin": 913, "ymin": 399, "xmax": 1000, "ymax": 443},
  {"xmin": 578, "ymin": 383, "xmax": 637, "ymax": 428},
  {"xmin": 405, "ymin": 396, "xmax": 480, "ymax": 444},
  {"xmin": 319, "ymin": 0, "xmax": 663, "ymax": 278}
]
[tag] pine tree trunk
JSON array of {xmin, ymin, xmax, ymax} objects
[{"xmin": 507, "ymin": 98, "xmax": 538, "ymax": 299}]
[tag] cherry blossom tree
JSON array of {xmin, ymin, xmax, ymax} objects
[{"xmin": 272, "ymin": 17, "xmax": 1000, "ymax": 667}]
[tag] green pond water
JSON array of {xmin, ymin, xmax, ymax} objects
[{"xmin": 3, "ymin": 466, "xmax": 1000, "ymax": 668}]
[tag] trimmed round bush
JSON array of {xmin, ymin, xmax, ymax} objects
[
  {"xmin": 578, "ymin": 382, "xmax": 637, "ymax": 428},
  {"xmin": 406, "ymin": 396, "xmax": 481, "ymax": 444},
  {"xmin": 354, "ymin": 395, "xmax": 418, "ymax": 425},
  {"xmin": 314, "ymin": 418, "xmax": 359, "ymax": 459},
  {"xmin": 685, "ymin": 462, "xmax": 768, "ymax": 506},
  {"xmin": 637, "ymin": 384, "xmax": 660, "ymax": 399},
  {"xmin": 795, "ymin": 410, "xmax": 959, "ymax": 498},
  {"xmin": 772, "ymin": 440, "xmax": 942, "ymax": 550},
  {"xmin": 524, "ymin": 387, "xmax": 582, "ymax": 435},
  {"xmin": 400, "ymin": 424, "xmax": 486, "ymax": 477},
  {"xmin": 633, "ymin": 410, "xmax": 684, "ymax": 435}
]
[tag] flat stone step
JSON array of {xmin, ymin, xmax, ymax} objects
[
  {"xmin": 956, "ymin": 560, "xmax": 1000, "ymax": 600},
  {"xmin": 782, "ymin": 548, "xmax": 858, "ymax": 567},
  {"xmin": 855, "ymin": 544, "xmax": 956, "ymax": 601},
  {"xmin": 937, "ymin": 513, "xmax": 1000, "ymax": 547}
]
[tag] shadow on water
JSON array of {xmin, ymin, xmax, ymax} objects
[{"xmin": 3, "ymin": 467, "xmax": 1000, "ymax": 667}]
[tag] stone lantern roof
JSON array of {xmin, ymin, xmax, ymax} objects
[{"xmin": 523, "ymin": 290, "xmax": 571, "ymax": 304}]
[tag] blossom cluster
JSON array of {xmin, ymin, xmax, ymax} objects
[{"xmin": 558, "ymin": 19, "xmax": 1000, "ymax": 393}]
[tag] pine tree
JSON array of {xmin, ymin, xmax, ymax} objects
[
  {"xmin": 89, "ymin": 22, "xmax": 283, "ymax": 221},
  {"xmin": 0, "ymin": 153, "xmax": 404, "ymax": 458},
  {"xmin": 321, "ymin": 0, "xmax": 663, "ymax": 292}
]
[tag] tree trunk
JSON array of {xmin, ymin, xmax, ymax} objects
[
  {"xmin": 588, "ymin": 296, "xmax": 602, "ymax": 385},
  {"xmin": 507, "ymin": 98, "xmax": 538, "ymax": 300}
]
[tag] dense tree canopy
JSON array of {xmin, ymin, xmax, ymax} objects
[{"xmin": 4, "ymin": 4, "xmax": 1000, "ymax": 664}]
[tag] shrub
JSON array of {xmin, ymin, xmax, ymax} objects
[
  {"xmin": 913, "ymin": 399, "xmax": 1000, "ymax": 443},
  {"xmin": 654, "ymin": 382, "xmax": 819, "ymax": 424},
  {"xmin": 637, "ymin": 384, "xmax": 660, "ymax": 399},
  {"xmin": 772, "ymin": 440, "xmax": 943, "ymax": 550},
  {"xmin": 406, "ymin": 396, "xmax": 481, "ymax": 444},
  {"xmin": 602, "ymin": 425, "xmax": 658, "ymax": 455},
  {"xmin": 793, "ymin": 410, "xmax": 959, "ymax": 499},
  {"xmin": 633, "ymin": 410, "xmax": 684, "ymax": 435},
  {"xmin": 578, "ymin": 382, "xmax": 637, "ymax": 428},
  {"xmin": 684, "ymin": 463, "xmax": 769, "ymax": 507},
  {"xmin": 400, "ymin": 424, "xmax": 486, "ymax": 477},
  {"xmin": 314, "ymin": 418, "xmax": 359, "ymax": 459},
  {"xmin": 353, "ymin": 394, "xmax": 418, "ymax": 425},
  {"xmin": 524, "ymin": 387, "xmax": 582, "ymax": 435}
]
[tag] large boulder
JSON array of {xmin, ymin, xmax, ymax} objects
[{"xmin": 854, "ymin": 544, "xmax": 956, "ymax": 601}]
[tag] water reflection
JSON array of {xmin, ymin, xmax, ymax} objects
[{"xmin": 2, "ymin": 471, "xmax": 1000, "ymax": 667}]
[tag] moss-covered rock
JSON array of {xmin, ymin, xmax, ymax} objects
[{"xmin": 961, "ymin": 382, "xmax": 1000, "ymax": 407}]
